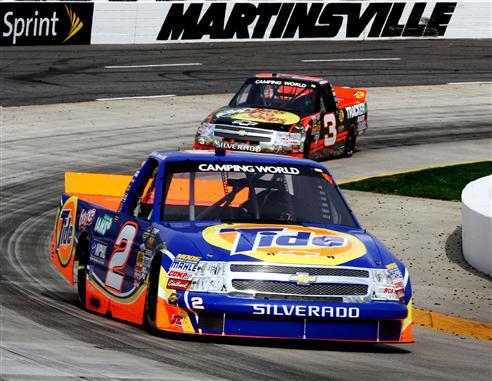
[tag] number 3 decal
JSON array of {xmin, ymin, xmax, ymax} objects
[
  {"xmin": 105, "ymin": 221, "xmax": 138, "ymax": 292},
  {"xmin": 323, "ymin": 113, "xmax": 337, "ymax": 147}
]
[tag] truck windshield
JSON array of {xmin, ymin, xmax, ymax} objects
[
  {"xmin": 229, "ymin": 79, "xmax": 318, "ymax": 114},
  {"xmin": 161, "ymin": 162, "xmax": 356, "ymax": 227}
]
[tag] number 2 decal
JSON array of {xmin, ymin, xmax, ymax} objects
[
  {"xmin": 105, "ymin": 221, "xmax": 138, "ymax": 292},
  {"xmin": 191, "ymin": 297, "xmax": 204, "ymax": 310},
  {"xmin": 323, "ymin": 113, "xmax": 337, "ymax": 147}
]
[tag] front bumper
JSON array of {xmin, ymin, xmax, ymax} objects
[
  {"xmin": 159, "ymin": 292, "xmax": 411, "ymax": 342},
  {"xmin": 194, "ymin": 140, "xmax": 304, "ymax": 157},
  {"xmin": 194, "ymin": 122, "xmax": 305, "ymax": 156}
]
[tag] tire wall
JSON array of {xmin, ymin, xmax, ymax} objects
[{"xmin": 461, "ymin": 176, "xmax": 492, "ymax": 277}]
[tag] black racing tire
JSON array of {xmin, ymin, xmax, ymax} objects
[
  {"xmin": 76, "ymin": 240, "xmax": 89, "ymax": 309},
  {"xmin": 144, "ymin": 252, "xmax": 161, "ymax": 331},
  {"xmin": 303, "ymin": 130, "xmax": 313, "ymax": 159},
  {"xmin": 344, "ymin": 127, "xmax": 357, "ymax": 157}
]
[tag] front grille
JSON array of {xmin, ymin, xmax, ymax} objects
[
  {"xmin": 214, "ymin": 124, "xmax": 274, "ymax": 143},
  {"xmin": 230, "ymin": 264, "xmax": 369, "ymax": 278},
  {"xmin": 251, "ymin": 294, "xmax": 343, "ymax": 302},
  {"xmin": 214, "ymin": 131, "xmax": 270, "ymax": 143},
  {"xmin": 232, "ymin": 280, "xmax": 368, "ymax": 296}
]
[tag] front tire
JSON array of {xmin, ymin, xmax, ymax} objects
[
  {"xmin": 344, "ymin": 127, "xmax": 356, "ymax": 157},
  {"xmin": 303, "ymin": 130, "xmax": 313, "ymax": 159},
  {"xmin": 144, "ymin": 253, "xmax": 161, "ymax": 330}
]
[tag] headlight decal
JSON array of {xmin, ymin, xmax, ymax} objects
[
  {"xmin": 199, "ymin": 122, "xmax": 215, "ymax": 138},
  {"xmin": 190, "ymin": 261, "xmax": 227, "ymax": 292},
  {"xmin": 371, "ymin": 265, "xmax": 405, "ymax": 301}
]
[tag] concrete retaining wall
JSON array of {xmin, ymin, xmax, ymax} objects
[
  {"xmin": 1, "ymin": 1, "xmax": 490, "ymax": 46},
  {"xmin": 91, "ymin": 1, "xmax": 492, "ymax": 44}
]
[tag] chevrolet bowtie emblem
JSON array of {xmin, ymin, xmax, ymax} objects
[
  {"xmin": 232, "ymin": 120, "xmax": 258, "ymax": 127},
  {"xmin": 289, "ymin": 272, "xmax": 317, "ymax": 286}
]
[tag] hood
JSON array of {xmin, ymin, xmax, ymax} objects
[
  {"xmin": 158, "ymin": 222, "xmax": 383, "ymax": 269},
  {"xmin": 210, "ymin": 107, "xmax": 301, "ymax": 132}
]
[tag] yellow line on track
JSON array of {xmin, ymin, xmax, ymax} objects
[{"xmin": 414, "ymin": 308, "xmax": 492, "ymax": 341}]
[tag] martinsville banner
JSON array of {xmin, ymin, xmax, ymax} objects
[
  {"xmin": 91, "ymin": 1, "xmax": 491, "ymax": 44},
  {"xmin": 1, "ymin": 1, "xmax": 489, "ymax": 46}
]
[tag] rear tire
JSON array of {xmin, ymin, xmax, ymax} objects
[
  {"xmin": 344, "ymin": 127, "xmax": 356, "ymax": 157},
  {"xmin": 144, "ymin": 253, "xmax": 161, "ymax": 330},
  {"xmin": 76, "ymin": 241, "xmax": 89, "ymax": 309}
]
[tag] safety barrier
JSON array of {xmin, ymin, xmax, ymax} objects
[
  {"xmin": 1, "ymin": 1, "xmax": 490, "ymax": 46},
  {"xmin": 462, "ymin": 176, "xmax": 492, "ymax": 277}
]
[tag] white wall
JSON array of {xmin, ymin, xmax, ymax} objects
[
  {"xmin": 91, "ymin": 1, "xmax": 492, "ymax": 44},
  {"xmin": 462, "ymin": 175, "xmax": 492, "ymax": 277}
]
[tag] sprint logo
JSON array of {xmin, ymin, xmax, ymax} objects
[
  {"xmin": 1, "ymin": 3, "xmax": 93, "ymax": 46},
  {"xmin": 63, "ymin": 6, "xmax": 84, "ymax": 43}
]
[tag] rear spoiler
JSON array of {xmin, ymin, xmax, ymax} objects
[
  {"xmin": 332, "ymin": 86, "xmax": 367, "ymax": 108},
  {"xmin": 65, "ymin": 172, "xmax": 132, "ymax": 211}
]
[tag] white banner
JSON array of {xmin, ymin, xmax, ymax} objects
[{"xmin": 91, "ymin": 1, "xmax": 492, "ymax": 44}]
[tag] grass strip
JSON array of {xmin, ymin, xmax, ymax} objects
[{"xmin": 340, "ymin": 161, "xmax": 492, "ymax": 201}]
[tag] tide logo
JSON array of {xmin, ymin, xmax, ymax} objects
[
  {"xmin": 202, "ymin": 224, "xmax": 366, "ymax": 265},
  {"xmin": 54, "ymin": 196, "xmax": 78, "ymax": 267}
]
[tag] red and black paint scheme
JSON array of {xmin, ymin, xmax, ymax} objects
[
  {"xmin": 51, "ymin": 150, "xmax": 412, "ymax": 342},
  {"xmin": 194, "ymin": 73, "xmax": 368, "ymax": 160}
]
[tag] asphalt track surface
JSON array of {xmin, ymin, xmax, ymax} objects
[
  {"xmin": 1, "ymin": 41, "xmax": 492, "ymax": 380},
  {"xmin": 1, "ymin": 39, "xmax": 492, "ymax": 106}
]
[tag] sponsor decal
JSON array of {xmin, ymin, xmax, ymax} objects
[
  {"xmin": 118, "ymin": 169, "xmax": 140, "ymax": 213},
  {"xmin": 89, "ymin": 240, "xmax": 107, "ymax": 266},
  {"xmin": 255, "ymin": 79, "xmax": 282, "ymax": 85},
  {"xmin": 157, "ymin": 2, "xmax": 457, "ymax": 41},
  {"xmin": 167, "ymin": 254, "xmax": 200, "ymax": 289},
  {"xmin": 252, "ymin": 304, "xmax": 360, "ymax": 318},
  {"xmin": 357, "ymin": 120, "xmax": 368, "ymax": 132},
  {"xmin": 168, "ymin": 270, "xmax": 195, "ymax": 281},
  {"xmin": 283, "ymin": 81, "xmax": 307, "ymax": 88},
  {"xmin": 345, "ymin": 103, "xmax": 367, "ymax": 119},
  {"xmin": 134, "ymin": 247, "xmax": 145, "ymax": 287},
  {"xmin": 215, "ymin": 140, "xmax": 262, "ymax": 153},
  {"xmin": 198, "ymin": 163, "xmax": 300, "ymax": 175},
  {"xmin": 167, "ymin": 278, "xmax": 191, "ymax": 291},
  {"xmin": 338, "ymin": 110, "xmax": 345, "ymax": 123},
  {"xmin": 142, "ymin": 227, "xmax": 159, "ymax": 249},
  {"xmin": 254, "ymin": 79, "xmax": 307, "ymax": 88},
  {"xmin": 353, "ymin": 90, "xmax": 365, "ymax": 99},
  {"xmin": 232, "ymin": 108, "xmax": 300, "ymax": 125},
  {"xmin": 94, "ymin": 214, "xmax": 112, "ymax": 236},
  {"xmin": 386, "ymin": 263, "xmax": 405, "ymax": 300},
  {"xmin": 276, "ymin": 132, "xmax": 302, "ymax": 147},
  {"xmin": 0, "ymin": 2, "xmax": 93, "ymax": 46},
  {"xmin": 54, "ymin": 196, "xmax": 77, "ymax": 267},
  {"xmin": 170, "ymin": 313, "xmax": 185, "ymax": 328},
  {"xmin": 170, "ymin": 254, "xmax": 200, "ymax": 271},
  {"xmin": 203, "ymin": 224, "xmax": 366, "ymax": 265},
  {"xmin": 78, "ymin": 208, "xmax": 96, "ymax": 229}
]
